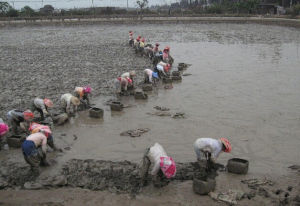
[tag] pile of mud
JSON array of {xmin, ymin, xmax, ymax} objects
[
  {"xmin": 0, "ymin": 161, "xmax": 37, "ymax": 189},
  {"xmin": 62, "ymin": 159, "xmax": 141, "ymax": 193},
  {"xmin": 0, "ymin": 158, "xmax": 216, "ymax": 194},
  {"xmin": 62, "ymin": 159, "xmax": 215, "ymax": 193},
  {"xmin": 1, "ymin": 159, "xmax": 299, "ymax": 205}
]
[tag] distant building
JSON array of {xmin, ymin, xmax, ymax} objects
[{"xmin": 39, "ymin": 5, "xmax": 54, "ymax": 15}]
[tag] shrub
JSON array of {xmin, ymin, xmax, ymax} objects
[
  {"xmin": 206, "ymin": 3, "xmax": 223, "ymax": 14},
  {"xmin": 6, "ymin": 7, "xmax": 18, "ymax": 17},
  {"xmin": 293, "ymin": 3, "xmax": 300, "ymax": 16}
]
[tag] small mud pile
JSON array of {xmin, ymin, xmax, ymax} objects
[
  {"xmin": 0, "ymin": 159, "xmax": 220, "ymax": 194},
  {"xmin": 175, "ymin": 161, "xmax": 220, "ymax": 181},
  {"xmin": 0, "ymin": 161, "xmax": 37, "ymax": 189},
  {"xmin": 61, "ymin": 160, "xmax": 216, "ymax": 193},
  {"xmin": 61, "ymin": 159, "xmax": 141, "ymax": 194},
  {"xmin": 120, "ymin": 128, "xmax": 150, "ymax": 137}
]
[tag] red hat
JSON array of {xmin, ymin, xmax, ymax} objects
[
  {"xmin": 164, "ymin": 46, "xmax": 170, "ymax": 51},
  {"xmin": 127, "ymin": 78, "xmax": 133, "ymax": 84},
  {"xmin": 23, "ymin": 110, "xmax": 34, "ymax": 121},
  {"xmin": 43, "ymin": 98, "xmax": 53, "ymax": 108},
  {"xmin": 220, "ymin": 138, "xmax": 232, "ymax": 153},
  {"xmin": 141, "ymin": 38, "xmax": 145, "ymax": 42}
]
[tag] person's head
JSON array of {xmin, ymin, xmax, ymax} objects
[
  {"xmin": 129, "ymin": 70, "xmax": 136, "ymax": 77},
  {"xmin": 71, "ymin": 96, "xmax": 80, "ymax": 106},
  {"xmin": 220, "ymin": 138, "xmax": 232, "ymax": 153},
  {"xmin": 43, "ymin": 98, "xmax": 53, "ymax": 108},
  {"xmin": 0, "ymin": 123, "xmax": 9, "ymax": 137},
  {"xmin": 160, "ymin": 156, "xmax": 176, "ymax": 179},
  {"xmin": 83, "ymin": 86, "xmax": 92, "ymax": 94},
  {"xmin": 141, "ymin": 38, "xmax": 145, "ymax": 43},
  {"xmin": 152, "ymin": 72, "xmax": 159, "ymax": 79},
  {"xmin": 164, "ymin": 46, "xmax": 170, "ymax": 52},
  {"xmin": 23, "ymin": 110, "xmax": 34, "ymax": 121},
  {"xmin": 155, "ymin": 43, "xmax": 160, "ymax": 47}
]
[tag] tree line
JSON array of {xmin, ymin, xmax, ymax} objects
[{"xmin": 0, "ymin": 0, "xmax": 299, "ymax": 18}]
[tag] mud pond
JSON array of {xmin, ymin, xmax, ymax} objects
[{"xmin": 0, "ymin": 23, "xmax": 300, "ymax": 205}]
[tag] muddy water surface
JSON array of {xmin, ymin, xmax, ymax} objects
[{"xmin": 57, "ymin": 24, "xmax": 300, "ymax": 177}]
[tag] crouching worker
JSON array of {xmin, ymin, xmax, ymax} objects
[
  {"xmin": 153, "ymin": 43, "xmax": 160, "ymax": 56},
  {"xmin": 74, "ymin": 86, "xmax": 92, "ymax": 107},
  {"xmin": 121, "ymin": 70, "xmax": 136, "ymax": 88},
  {"xmin": 155, "ymin": 61, "xmax": 171, "ymax": 78},
  {"xmin": 129, "ymin": 31, "xmax": 134, "ymax": 46},
  {"xmin": 139, "ymin": 38, "xmax": 145, "ymax": 56},
  {"xmin": 0, "ymin": 118, "xmax": 9, "ymax": 149},
  {"xmin": 114, "ymin": 77, "xmax": 133, "ymax": 96},
  {"xmin": 134, "ymin": 36, "xmax": 141, "ymax": 52},
  {"xmin": 61, "ymin": 93, "xmax": 80, "ymax": 115},
  {"xmin": 22, "ymin": 132, "xmax": 50, "ymax": 175},
  {"xmin": 153, "ymin": 51, "xmax": 163, "ymax": 66},
  {"xmin": 7, "ymin": 109, "xmax": 34, "ymax": 135},
  {"xmin": 140, "ymin": 143, "xmax": 176, "ymax": 187},
  {"xmin": 31, "ymin": 98, "xmax": 53, "ymax": 121},
  {"xmin": 194, "ymin": 137, "xmax": 231, "ymax": 170},
  {"xmin": 144, "ymin": 69, "xmax": 159, "ymax": 84},
  {"xmin": 29, "ymin": 122, "xmax": 58, "ymax": 151}
]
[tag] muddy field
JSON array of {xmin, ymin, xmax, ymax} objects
[
  {"xmin": 0, "ymin": 25, "xmax": 153, "ymax": 117},
  {"xmin": 0, "ymin": 23, "xmax": 300, "ymax": 205}
]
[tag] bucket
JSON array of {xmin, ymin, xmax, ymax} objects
[
  {"xmin": 163, "ymin": 77, "xmax": 173, "ymax": 84},
  {"xmin": 89, "ymin": 107, "xmax": 104, "ymax": 118},
  {"xmin": 142, "ymin": 84, "xmax": 153, "ymax": 92},
  {"xmin": 110, "ymin": 101, "xmax": 124, "ymax": 111},
  {"xmin": 227, "ymin": 158, "xmax": 249, "ymax": 174},
  {"xmin": 135, "ymin": 91, "xmax": 148, "ymax": 100},
  {"xmin": 193, "ymin": 178, "xmax": 216, "ymax": 195}
]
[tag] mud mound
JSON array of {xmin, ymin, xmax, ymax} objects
[
  {"xmin": 174, "ymin": 162, "xmax": 220, "ymax": 181},
  {"xmin": 0, "ymin": 158, "xmax": 220, "ymax": 194},
  {"xmin": 0, "ymin": 161, "xmax": 37, "ymax": 189},
  {"xmin": 61, "ymin": 159, "xmax": 141, "ymax": 194},
  {"xmin": 61, "ymin": 160, "xmax": 219, "ymax": 193}
]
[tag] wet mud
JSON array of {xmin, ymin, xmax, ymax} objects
[
  {"xmin": 0, "ymin": 25, "xmax": 153, "ymax": 118},
  {"xmin": 0, "ymin": 158, "xmax": 215, "ymax": 193}
]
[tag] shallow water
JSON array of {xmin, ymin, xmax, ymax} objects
[{"xmin": 52, "ymin": 23, "xmax": 300, "ymax": 177}]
